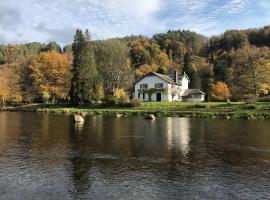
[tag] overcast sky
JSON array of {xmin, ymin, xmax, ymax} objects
[{"xmin": 0, "ymin": 0, "xmax": 269, "ymax": 45}]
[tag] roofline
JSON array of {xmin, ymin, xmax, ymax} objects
[
  {"xmin": 182, "ymin": 89, "xmax": 206, "ymax": 97},
  {"xmin": 134, "ymin": 72, "xmax": 175, "ymax": 84}
]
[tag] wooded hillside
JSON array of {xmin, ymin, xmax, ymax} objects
[{"xmin": 1, "ymin": 26, "xmax": 270, "ymax": 104}]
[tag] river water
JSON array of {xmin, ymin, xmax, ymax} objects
[{"xmin": 0, "ymin": 112, "xmax": 270, "ymax": 200}]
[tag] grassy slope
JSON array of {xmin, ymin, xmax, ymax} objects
[{"xmin": 15, "ymin": 102, "xmax": 270, "ymax": 119}]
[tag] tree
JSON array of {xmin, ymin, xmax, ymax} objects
[
  {"xmin": 30, "ymin": 51, "xmax": 72, "ymax": 102},
  {"xmin": 211, "ymin": 81, "xmax": 231, "ymax": 101},
  {"xmin": 95, "ymin": 39, "xmax": 133, "ymax": 96},
  {"xmin": 232, "ymin": 47, "xmax": 270, "ymax": 99},
  {"xmin": 183, "ymin": 52, "xmax": 199, "ymax": 88},
  {"xmin": 70, "ymin": 29, "xmax": 99, "ymax": 105},
  {"xmin": 135, "ymin": 64, "xmax": 155, "ymax": 78},
  {"xmin": 42, "ymin": 42, "xmax": 62, "ymax": 53},
  {"xmin": 0, "ymin": 65, "xmax": 22, "ymax": 105},
  {"xmin": 222, "ymin": 30, "xmax": 249, "ymax": 50}
]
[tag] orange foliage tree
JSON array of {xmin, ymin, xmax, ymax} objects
[
  {"xmin": 0, "ymin": 65, "xmax": 22, "ymax": 105},
  {"xmin": 211, "ymin": 81, "xmax": 231, "ymax": 101},
  {"xmin": 30, "ymin": 51, "xmax": 72, "ymax": 102}
]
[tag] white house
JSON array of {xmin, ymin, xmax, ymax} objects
[{"xmin": 134, "ymin": 71, "xmax": 205, "ymax": 102}]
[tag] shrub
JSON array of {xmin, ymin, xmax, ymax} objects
[
  {"xmin": 114, "ymin": 88, "xmax": 130, "ymax": 103},
  {"xmin": 130, "ymin": 99, "xmax": 142, "ymax": 107},
  {"xmin": 191, "ymin": 103, "xmax": 209, "ymax": 109},
  {"xmin": 102, "ymin": 95, "xmax": 118, "ymax": 107},
  {"xmin": 243, "ymin": 104, "xmax": 257, "ymax": 110}
]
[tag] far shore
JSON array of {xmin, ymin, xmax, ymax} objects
[{"xmin": 1, "ymin": 102, "xmax": 270, "ymax": 120}]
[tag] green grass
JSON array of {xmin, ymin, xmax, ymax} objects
[{"xmin": 2, "ymin": 102, "xmax": 270, "ymax": 119}]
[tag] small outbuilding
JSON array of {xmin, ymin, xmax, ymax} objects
[{"xmin": 182, "ymin": 89, "xmax": 206, "ymax": 102}]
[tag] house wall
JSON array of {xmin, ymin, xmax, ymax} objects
[
  {"xmin": 184, "ymin": 94, "xmax": 205, "ymax": 102},
  {"xmin": 170, "ymin": 84, "xmax": 183, "ymax": 101},
  {"xmin": 135, "ymin": 75, "xmax": 171, "ymax": 102},
  {"xmin": 180, "ymin": 76, "xmax": 189, "ymax": 90}
]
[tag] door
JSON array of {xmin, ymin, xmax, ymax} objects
[{"xmin": 156, "ymin": 93, "xmax": 161, "ymax": 102}]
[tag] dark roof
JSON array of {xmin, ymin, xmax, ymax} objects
[
  {"xmin": 135, "ymin": 72, "xmax": 176, "ymax": 84},
  {"xmin": 182, "ymin": 89, "xmax": 206, "ymax": 97}
]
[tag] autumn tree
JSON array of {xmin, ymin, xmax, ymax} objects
[
  {"xmin": 30, "ymin": 51, "xmax": 72, "ymax": 102},
  {"xmin": 211, "ymin": 81, "xmax": 231, "ymax": 101},
  {"xmin": 232, "ymin": 47, "xmax": 270, "ymax": 99},
  {"xmin": 135, "ymin": 64, "xmax": 155, "ymax": 78},
  {"xmin": 0, "ymin": 65, "xmax": 22, "ymax": 106},
  {"xmin": 95, "ymin": 39, "xmax": 133, "ymax": 96},
  {"xmin": 70, "ymin": 29, "xmax": 99, "ymax": 105}
]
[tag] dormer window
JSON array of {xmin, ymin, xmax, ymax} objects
[
  {"xmin": 140, "ymin": 84, "xmax": 148, "ymax": 89},
  {"xmin": 155, "ymin": 83, "xmax": 163, "ymax": 89}
]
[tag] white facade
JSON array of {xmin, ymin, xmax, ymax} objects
[
  {"xmin": 134, "ymin": 72, "xmax": 205, "ymax": 102},
  {"xmin": 134, "ymin": 75, "xmax": 171, "ymax": 101},
  {"xmin": 183, "ymin": 94, "xmax": 205, "ymax": 102}
]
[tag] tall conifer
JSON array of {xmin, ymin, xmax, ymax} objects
[{"xmin": 70, "ymin": 29, "xmax": 98, "ymax": 105}]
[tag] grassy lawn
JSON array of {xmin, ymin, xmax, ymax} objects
[{"xmin": 2, "ymin": 102, "xmax": 270, "ymax": 119}]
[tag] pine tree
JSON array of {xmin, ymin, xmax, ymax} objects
[
  {"xmin": 183, "ymin": 52, "xmax": 197, "ymax": 88},
  {"xmin": 70, "ymin": 29, "xmax": 98, "ymax": 105}
]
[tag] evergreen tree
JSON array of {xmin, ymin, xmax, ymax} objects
[
  {"xmin": 183, "ymin": 52, "xmax": 196, "ymax": 88},
  {"xmin": 70, "ymin": 29, "xmax": 99, "ymax": 105},
  {"xmin": 43, "ymin": 42, "xmax": 62, "ymax": 53}
]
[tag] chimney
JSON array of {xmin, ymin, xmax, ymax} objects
[{"xmin": 172, "ymin": 70, "xmax": 178, "ymax": 84}]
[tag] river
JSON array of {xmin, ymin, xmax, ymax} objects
[{"xmin": 0, "ymin": 112, "xmax": 270, "ymax": 200}]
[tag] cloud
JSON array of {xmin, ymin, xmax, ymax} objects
[{"xmin": 0, "ymin": 0, "xmax": 268, "ymax": 44}]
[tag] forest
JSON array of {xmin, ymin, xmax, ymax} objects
[{"xmin": 1, "ymin": 26, "xmax": 270, "ymax": 105}]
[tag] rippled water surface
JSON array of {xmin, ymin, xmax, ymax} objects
[{"xmin": 0, "ymin": 112, "xmax": 270, "ymax": 200}]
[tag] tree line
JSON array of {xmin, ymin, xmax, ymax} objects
[{"xmin": 1, "ymin": 26, "xmax": 270, "ymax": 105}]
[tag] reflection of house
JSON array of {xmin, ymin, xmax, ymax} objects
[
  {"xmin": 134, "ymin": 71, "xmax": 205, "ymax": 102},
  {"xmin": 166, "ymin": 117, "xmax": 190, "ymax": 156}
]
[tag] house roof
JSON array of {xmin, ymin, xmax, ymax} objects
[
  {"xmin": 182, "ymin": 89, "xmax": 206, "ymax": 97},
  {"xmin": 135, "ymin": 72, "xmax": 176, "ymax": 84}
]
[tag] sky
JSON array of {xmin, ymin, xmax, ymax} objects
[{"xmin": 0, "ymin": 0, "xmax": 269, "ymax": 45}]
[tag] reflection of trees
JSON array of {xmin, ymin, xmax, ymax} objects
[{"xmin": 68, "ymin": 118, "xmax": 94, "ymax": 199}]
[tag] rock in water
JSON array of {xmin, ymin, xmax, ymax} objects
[
  {"xmin": 74, "ymin": 115, "xmax": 85, "ymax": 123},
  {"xmin": 144, "ymin": 114, "xmax": 156, "ymax": 120},
  {"xmin": 116, "ymin": 113, "xmax": 123, "ymax": 118}
]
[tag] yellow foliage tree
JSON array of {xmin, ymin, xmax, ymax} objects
[
  {"xmin": 114, "ymin": 88, "xmax": 130, "ymax": 103},
  {"xmin": 260, "ymin": 83, "xmax": 270, "ymax": 96},
  {"xmin": 135, "ymin": 64, "xmax": 156, "ymax": 78},
  {"xmin": 30, "ymin": 51, "xmax": 72, "ymax": 102},
  {"xmin": 0, "ymin": 65, "xmax": 22, "ymax": 105},
  {"xmin": 211, "ymin": 81, "xmax": 231, "ymax": 101}
]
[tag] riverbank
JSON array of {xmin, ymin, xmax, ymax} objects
[{"xmin": 1, "ymin": 102, "xmax": 270, "ymax": 120}]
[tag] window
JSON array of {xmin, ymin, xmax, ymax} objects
[
  {"xmin": 193, "ymin": 94, "xmax": 201, "ymax": 98},
  {"xmin": 140, "ymin": 84, "xmax": 148, "ymax": 89},
  {"xmin": 143, "ymin": 93, "xmax": 145, "ymax": 99},
  {"xmin": 155, "ymin": 83, "xmax": 163, "ymax": 89},
  {"xmin": 138, "ymin": 93, "xmax": 140, "ymax": 99}
]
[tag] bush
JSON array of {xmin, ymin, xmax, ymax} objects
[
  {"xmin": 102, "ymin": 95, "xmax": 118, "ymax": 107},
  {"xmin": 190, "ymin": 103, "xmax": 209, "ymax": 109},
  {"xmin": 114, "ymin": 88, "xmax": 130, "ymax": 103},
  {"xmin": 243, "ymin": 104, "xmax": 257, "ymax": 110},
  {"xmin": 128, "ymin": 99, "xmax": 142, "ymax": 107}
]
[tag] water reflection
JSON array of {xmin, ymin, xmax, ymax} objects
[
  {"xmin": 166, "ymin": 118, "xmax": 190, "ymax": 157},
  {"xmin": 1, "ymin": 113, "xmax": 270, "ymax": 199}
]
